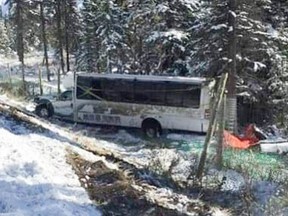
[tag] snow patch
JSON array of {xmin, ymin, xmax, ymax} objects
[
  {"xmin": 211, "ymin": 24, "xmax": 227, "ymax": 30},
  {"xmin": 253, "ymin": 62, "xmax": 266, "ymax": 72},
  {"xmin": 0, "ymin": 115, "xmax": 101, "ymax": 215}
]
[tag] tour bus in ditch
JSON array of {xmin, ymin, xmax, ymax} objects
[{"xmin": 35, "ymin": 73, "xmax": 213, "ymax": 137}]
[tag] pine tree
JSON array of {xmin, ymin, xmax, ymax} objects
[
  {"xmin": 76, "ymin": 0, "xmax": 101, "ymax": 72},
  {"xmin": 235, "ymin": 0, "xmax": 287, "ymax": 106},
  {"xmin": 63, "ymin": 0, "xmax": 80, "ymax": 72},
  {"xmin": 0, "ymin": 19, "xmax": 11, "ymax": 54},
  {"xmin": 125, "ymin": 0, "xmax": 200, "ymax": 74},
  {"xmin": 39, "ymin": 0, "xmax": 51, "ymax": 81},
  {"xmin": 55, "ymin": 0, "xmax": 65, "ymax": 74},
  {"xmin": 189, "ymin": 1, "xmax": 231, "ymax": 76},
  {"xmin": 77, "ymin": 0, "xmax": 125, "ymax": 73},
  {"xmin": 6, "ymin": 0, "xmax": 41, "ymax": 57},
  {"xmin": 94, "ymin": 0, "xmax": 125, "ymax": 73}
]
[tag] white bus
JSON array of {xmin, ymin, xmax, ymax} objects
[{"xmin": 73, "ymin": 73, "xmax": 212, "ymax": 137}]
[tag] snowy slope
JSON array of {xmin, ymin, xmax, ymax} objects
[{"xmin": 0, "ymin": 115, "xmax": 101, "ymax": 216}]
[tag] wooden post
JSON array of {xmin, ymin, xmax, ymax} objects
[
  {"xmin": 57, "ymin": 67, "xmax": 61, "ymax": 95},
  {"xmin": 196, "ymin": 73, "xmax": 228, "ymax": 180},
  {"xmin": 215, "ymin": 94, "xmax": 226, "ymax": 169},
  {"xmin": 38, "ymin": 64, "xmax": 43, "ymax": 95}
]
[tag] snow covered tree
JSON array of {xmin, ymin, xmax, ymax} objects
[
  {"xmin": 63, "ymin": 0, "xmax": 80, "ymax": 72},
  {"xmin": 234, "ymin": 0, "xmax": 288, "ymax": 126},
  {"xmin": 0, "ymin": 19, "xmax": 11, "ymax": 54},
  {"xmin": 125, "ymin": 0, "xmax": 200, "ymax": 74},
  {"xmin": 38, "ymin": 0, "xmax": 51, "ymax": 81},
  {"xmin": 77, "ymin": 0, "xmax": 126, "ymax": 73},
  {"xmin": 76, "ymin": 0, "xmax": 101, "ymax": 72},
  {"xmin": 54, "ymin": 0, "xmax": 65, "ymax": 74},
  {"xmin": 188, "ymin": 0, "xmax": 238, "ymax": 130},
  {"xmin": 94, "ymin": 0, "xmax": 125, "ymax": 73},
  {"xmin": 5, "ymin": 0, "xmax": 42, "ymax": 56},
  {"xmin": 190, "ymin": 0, "xmax": 288, "ymax": 127},
  {"xmin": 188, "ymin": 1, "xmax": 230, "ymax": 76}
]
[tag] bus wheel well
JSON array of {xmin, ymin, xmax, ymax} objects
[
  {"xmin": 35, "ymin": 103, "xmax": 54, "ymax": 118},
  {"xmin": 141, "ymin": 118, "xmax": 162, "ymax": 138}
]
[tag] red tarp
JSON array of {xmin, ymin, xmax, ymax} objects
[{"xmin": 223, "ymin": 124, "xmax": 259, "ymax": 149}]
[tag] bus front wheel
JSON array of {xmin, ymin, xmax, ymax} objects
[
  {"xmin": 35, "ymin": 104, "xmax": 53, "ymax": 118},
  {"xmin": 142, "ymin": 119, "xmax": 162, "ymax": 138}
]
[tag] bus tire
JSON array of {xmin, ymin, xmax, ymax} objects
[
  {"xmin": 142, "ymin": 119, "xmax": 162, "ymax": 138},
  {"xmin": 35, "ymin": 104, "xmax": 53, "ymax": 118}
]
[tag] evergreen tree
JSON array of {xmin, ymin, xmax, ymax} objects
[
  {"xmin": 236, "ymin": 0, "xmax": 287, "ymax": 106},
  {"xmin": 39, "ymin": 0, "xmax": 51, "ymax": 81},
  {"xmin": 191, "ymin": 0, "xmax": 288, "ymax": 126},
  {"xmin": 54, "ymin": 0, "xmax": 65, "ymax": 74},
  {"xmin": 6, "ymin": 0, "xmax": 40, "ymax": 58},
  {"xmin": 0, "ymin": 19, "xmax": 11, "ymax": 54},
  {"xmin": 77, "ymin": 0, "xmax": 125, "ymax": 73},
  {"xmin": 125, "ymin": 0, "xmax": 200, "ymax": 74},
  {"xmin": 76, "ymin": 0, "xmax": 101, "ymax": 72},
  {"xmin": 189, "ymin": 1, "xmax": 231, "ymax": 76},
  {"xmin": 63, "ymin": 0, "xmax": 80, "ymax": 72},
  {"xmin": 94, "ymin": 0, "xmax": 125, "ymax": 73}
]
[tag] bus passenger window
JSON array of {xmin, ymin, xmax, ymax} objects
[
  {"xmin": 103, "ymin": 79, "xmax": 120, "ymax": 101},
  {"xmin": 182, "ymin": 85, "xmax": 201, "ymax": 108},
  {"xmin": 77, "ymin": 76, "xmax": 92, "ymax": 99},
  {"xmin": 119, "ymin": 80, "xmax": 134, "ymax": 102},
  {"xmin": 134, "ymin": 81, "xmax": 151, "ymax": 104},
  {"xmin": 149, "ymin": 82, "xmax": 166, "ymax": 105},
  {"xmin": 91, "ymin": 80, "xmax": 103, "ymax": 99},
  {"xmin": 165, "ymin": 83, "xmax": 183, "ymax": 107}
]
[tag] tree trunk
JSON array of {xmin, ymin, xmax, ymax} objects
[
  {"xmin": 215, "ymin": 94, "xmax": 226, "ymax": 169},
  {"xmin": 196, "ymin": 73, "xmax": 228, "ymax": 180},
  {"xmin": 64, "ymin": 0, "xmax": 70, "ymax": 72},
  {"xmin": 106, "ymin": 0, "xmax": 112, "ymax": 73},
  {"xmin": 15, "ymin": 0, "xmax": 25, "ymax": 92},
  {"xmin": 226, "ymin": 0, "xmax": 237, "ymax": 133},
  {"xmin": 38, "ymin": 64, "xmax": 43, "ymax": 95},
  {"xmin": 40, "ymin": 2, "xmax": 51, "ymax": 82},
  {"xmin": 57, "ymin": 67, "xmax": 61, "ymax": 94},
  {"xmin": 55, "ymin": 0, "xmax": 65, "ymax": 75}
]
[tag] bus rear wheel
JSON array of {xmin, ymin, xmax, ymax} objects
[{"xmin": 142, "ymin": 119, "xmax": 162, "ymax": 138}]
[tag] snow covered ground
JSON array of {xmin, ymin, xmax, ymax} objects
[{"xmin": 0, "ymin": 114, "xmax": 101, "ymax": 215}]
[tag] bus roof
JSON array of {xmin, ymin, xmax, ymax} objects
[{"xmin": 75, "ymin": 73, "xmax": 207, "ymax": 84}]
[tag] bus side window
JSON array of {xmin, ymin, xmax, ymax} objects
[
  {"xmin": 77, "ymin": 76, "xmax": 103, "ymax": 100},
  {"xmin": 149, "ymin": 82, "xmax": 166, "ymax": 105},
  {"xmin": 134, "ymin": 81, "xmax": 151, "ymax": 104},
  {"xmin": 91, "ymin": 79, "xmax": 103, "ymax": 99},
  {"xmin": 103, "ymin": 79, "xmax": 119, "ymax": 101},
  {"xmin": 165, "ymin": 83, "xmax": 183, "ymax": 107},
  {"xmin": 119, "ymin": 80, "xmax": 134, "ymax": 102},
  {"xmin": 77, "ymin": 76, "xmax": 91, "ymax": 99},
  {"xmin": 182, "ymin": 85, "xmax": 201, "ymax": 108}
]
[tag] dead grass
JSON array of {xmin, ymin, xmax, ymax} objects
[{"xmin": 66, "ymin": 150, "xmax": 189, "ymax": 216}]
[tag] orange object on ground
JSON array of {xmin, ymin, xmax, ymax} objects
[
  {"xmin": 223, "ymin": 124, "xmax": 260, "ymax": 149},
  {"xmin": 223, "ymin": 130, "xmax": 252, "ymax": 149}
]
